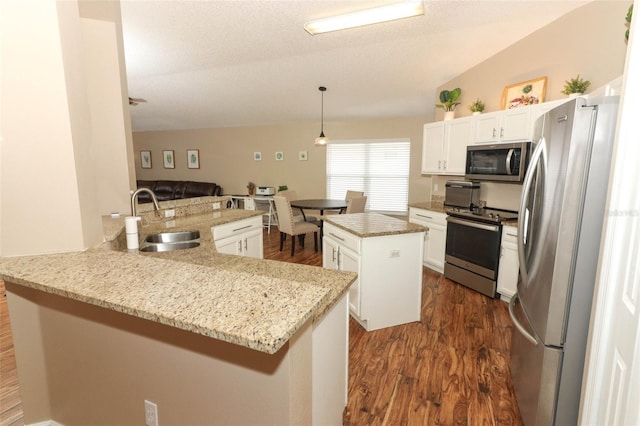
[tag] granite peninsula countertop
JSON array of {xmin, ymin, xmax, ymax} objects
[
  {"xmin": 324, "ymin": 212, "xmax": 425, "ymax": 238},
  {"xmin": 0, "ymin": 208, "xmax": 357, "ymax": 355}
]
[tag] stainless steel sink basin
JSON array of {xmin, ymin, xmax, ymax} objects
[
  {"xmin": 144, "ymin": 230, "xmax": 200, "ymax": 244},
  {"xmin": 139, "ymin": 241, "xmax": 200, "ymax": 252}
]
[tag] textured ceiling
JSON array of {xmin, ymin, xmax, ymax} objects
[{"xmin": 121, "ymin": 0, "xmax": 588, "ymax": 131}]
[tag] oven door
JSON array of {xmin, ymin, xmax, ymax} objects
[
  {"xmin": 465, "ymin": 142, "xmax": 530, "ymax": 182},
  {"xmin": 445, "ymin": 216, "xmax": 501, "ymax": 279}
]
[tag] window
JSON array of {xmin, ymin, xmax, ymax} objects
[{"xmin": 326, "ymin": 139, "xmax": 410, "ymax": 214}]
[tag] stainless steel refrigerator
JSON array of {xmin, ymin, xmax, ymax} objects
[{"xmin": 509, "ymin": 96, "xmax": 619, "ymax": 425}]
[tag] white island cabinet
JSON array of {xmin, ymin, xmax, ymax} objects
[
  {"xmin": 409, "ymin": 207, "xmax": 447, "ymax": 273},
  {"xmin": 323, "ymin": 213, "xmax": 425, "ymax": 331},
  {"xmin": 211, "ymin": 215, "xmax": 263, "ymax": 258}
]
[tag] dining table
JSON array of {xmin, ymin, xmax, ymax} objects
[{"xmin": 290, "ymin": 198, "xmax": 348, "ymax": 239}]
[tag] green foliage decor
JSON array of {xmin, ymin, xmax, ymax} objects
[
  {"xmin": 469, "ymin": 98, "xmax": 485, "ymax": 113},
  {"xmin": 626, "ymin": 4, "xmax": 633, "ymax": 42},
  {"xmin": 436, "ymin": 88, "xmax": 462, "ymax": 111},
  {"xmin": 561, "ymin": 75, "xmax": 591, "ymax": 95},
  {"xmin": 278, "ymin": 185, "xmax": 288, "ymax": 192}
]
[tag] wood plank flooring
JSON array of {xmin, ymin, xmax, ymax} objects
[{"xmin": 0, "ymin": 227, "xmax": 522, "ymax": 425}]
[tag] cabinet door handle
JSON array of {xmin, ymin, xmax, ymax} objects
[
  {"xmin": 438, "ymin": 160, "xmax": 442, "ymax": 170},
  {"xmin": 443, "ymin": 160, "xmax": 447, "ymax": 170},
  {"xmin": 237, "ymin": 240, "xmax": 242, "ymax": 252},
  {"xmin": 500, "ymin": 128, "xmax": 505, "ymax": 138},
  {"xmin": 492, "ymin": 128, "xmax": 497, "ymax": 138},
  {"xmin": 332, "ymin": 247, "xmax": 336, "ymax": 263},
  {"xmin": 244, "ymin": 239, "xmax": 248, "ymax": 251}
]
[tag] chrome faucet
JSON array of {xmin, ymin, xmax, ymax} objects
[{"xmin": 130, "ymin": 188, "xmax": 160, "ymax": 217}]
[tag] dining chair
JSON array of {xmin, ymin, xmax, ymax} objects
[
  {"xmin": 345, "ymin": 190, "xmax": 365, "ymax": 200},
  {"xmin": 278, "ymin": 190, "xmax": 319, "ymax": 223},
  {"xmin": 346, "ymin": 196, "xmax": 367, "ymax": 214},
  {"xmin": 273, "ymin": 195, "xmax": 320, "ymax": 256}
]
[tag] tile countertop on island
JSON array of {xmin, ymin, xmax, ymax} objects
[
  {"xmin": 324, "ymin": 212, "xmax": 426, "ymax": 237},
  {"xmin": 0, "ymin": 208, "xmax": 357, "ymax": 355}
]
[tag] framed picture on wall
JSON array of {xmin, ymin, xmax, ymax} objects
[
  {"xmin": 140, "ymin": 150, "xmax": 152, "ymax": 169},
  {"xmin": 299, "ymin": 151, "xmax": 308, "ymax": 161},
  {"xmin": 501, "ymin": 76, "xmax": 547, "ymax": 109},
  {"xmin": 275, "ymin": 151, "xmax": 284, "ymax": 161},
  {"xmin": 187, "ymin": 149, "xmax": 200, "ymax": 169},
  {"xmin": 163, "ymin": 150, "xmax": 175, "ymax": 169},
  {"xmin": 254, "ymin": 152, "xmax": 262, "ymax": 161}
]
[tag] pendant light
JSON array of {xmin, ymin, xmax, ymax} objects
[{"xmin": 315, "ymin": 86, "xmax": 329, "ymax": 146}]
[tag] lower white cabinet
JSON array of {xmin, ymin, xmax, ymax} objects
[
  {"xmin": 323, "ymin": 222, "xmax": 423, "ymax": 331},
  {"xmin": 211, "ymin": 216, "xmax": 263, "ymax": 258},
  {"xmin": 497, "ymin": 225, "xmax": 519, "ymax": 301},
  {"xmin": 408, "ymin": 207, "xmax": 447, "ymax": 273}
]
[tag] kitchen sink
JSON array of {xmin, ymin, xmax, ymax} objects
[
  {"xmin": 139, "ymin": 241, "xmax": 200, "ymax": 252},
  {"xmin": 144, "ymin": 230, "xmax": 200, "ymax": 244}
]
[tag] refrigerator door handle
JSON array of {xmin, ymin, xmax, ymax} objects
[
  {"xmin": 518, "ymin": 136, "xmax": 545, "ymax": 284},
  {"xmin": 509, "ymin": 293, "xmax": 538, "ymax": 346}
]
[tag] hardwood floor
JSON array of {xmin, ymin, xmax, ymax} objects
[{"xmin": 0, "ymin": 227, "xmax": 522, "ymax": 425}]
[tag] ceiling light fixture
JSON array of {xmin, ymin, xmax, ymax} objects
[
  {"xmin": 315, "ymin": 86, "xmax": 329, "ymax": 147},
  {"xmin": 304, "ymin": 0, "xmax": 424, "ymax": 35}
]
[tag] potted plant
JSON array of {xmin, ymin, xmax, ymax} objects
[
  {"xmin": 436, "ymin": 88, "xmax": 462, "ymax": 120},
  {"xmin": 561, "ymin": 75, "xmax": 591, "ymax": 97},
  {"xmin": 278, "ymin": 185, "xmax": 288, "ymax": 192},
  {"xmin": 469, "ymin": 98, "xmax": 485, "ymax": 115},
  {"xmin": 626, "ymin": 4, "xmax": 633, "ymax": 43},
  {"xmin": 247, "ymin": 181, "xmax": 256, "ymax": 196}
]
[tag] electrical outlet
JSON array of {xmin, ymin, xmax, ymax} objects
[
  {"xmin": 390, "ymin": 249, "xmax": 400, "ymax": 258},
  {"xmin": 212, "ymin": 202, "xmax": 221, "ymax": 210},
  {"xmin": 145, "ymin": 400, "xmax": 158, "ymax": 426},
  {"xmin": 165, "ymin": 220, "xmax": 176, "ymax": 228},
  {"xmin": 164, "ymin": 209, "xmax": 175, "ymax": 218}
]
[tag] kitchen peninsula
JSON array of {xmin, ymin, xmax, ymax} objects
[{"xmin": 0, "ymin": 199, "xmax": 356, "ymax": 425}]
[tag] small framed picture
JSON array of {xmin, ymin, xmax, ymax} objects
[
  {"xmin": 140, "ymin": 150, "xmax": 152, "ymax": 169},
  {"xmin": 501, "ymin": 76, "xmax": 547, "ymax": 109},
  {"xmin": 254, "ymin": 152, "xmax": 262, "ymax": 161},
  {"xmin": 187, "ymin": 149, "xmax": 200, "ymax": 169},
  {"xmin": 298, "ymin": 151, "xmax": 308, "ymax": 161},
  {"xmin": 275, "ymin": 151, "xmax": 284, "ymax": 161},
  {"xmin": 163, "ymin": 150, "xmax": 175, "ymax": 169}
]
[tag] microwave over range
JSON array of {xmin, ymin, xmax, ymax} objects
[{"xmin": 465, "ymin": 141, "xmax": 531, "ymax": 182}]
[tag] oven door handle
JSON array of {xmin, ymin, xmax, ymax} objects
[
  {"xmin": 505, "ymin": 148, "xmax": 514, "ymax": 175},
  {"xmin": 446, "ymin": 217, "xmax": 500, "ymax": 232}
]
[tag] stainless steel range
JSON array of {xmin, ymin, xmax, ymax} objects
[{"xmin": 443, "ymin": 181, "xmax": 518, "ymax": 298}]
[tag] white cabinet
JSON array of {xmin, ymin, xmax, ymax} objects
[
  {"xmin": 473, "ymin": 108, "xmax": 531, "ymax": 143},
  {"xmin": 421, "ymin": 117, "xmax": 473, "ymax": 175},
  {"xmin": 497, "ymin": 225, "xmax": 519, "ymax": 301},
  {"xmin": 211, "ymin": 216, "xmax": 263, "ymax": 258},
  {"xmin": 408, "ymin": 207, "xmax": 447, "ymax": 273},
  {"xmin": 323, "ymin": 222, "xmax": 423, "ymax": 331},
  {"xmin": 323, "ymin": 230, "xmax": 361, "ymax": 316}
]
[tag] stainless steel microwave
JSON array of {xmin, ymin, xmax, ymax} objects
[{"xmin": 465, "ymin": 142, "xmax": 531, "ymax": 182}]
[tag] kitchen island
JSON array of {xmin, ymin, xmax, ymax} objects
[
  {"xmin": 323, "ymin": 212, "xmax": 426, "ymax": 331},
  {"xmin": 0, "ymin": 204, "xmax": 356, "ymax": 425}
]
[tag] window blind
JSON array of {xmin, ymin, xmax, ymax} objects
[{"xmin": 326, "ymin": 140, "xmax": 410, "ymax": 214}]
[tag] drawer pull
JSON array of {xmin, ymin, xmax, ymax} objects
[
  {"xmin": 232, "ymin": 224, "xmax": 253, "ymax": 232},
  {"xmin": 329, "ymin": 232, "xmax": 345, "ymax": 241},
  {"xmin": 416, "ymin": 214, "xmax": 433, "ymax": 219}
]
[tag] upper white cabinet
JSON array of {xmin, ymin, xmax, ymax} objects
[
  {"xmin": 421, "ymin": 117, "xmax": 473, "ymax": 175},
  {"xmin": 473, "ymin": 108, "xmax": 531, "ymax": 144}
]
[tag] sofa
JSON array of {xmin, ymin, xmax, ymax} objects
[{"xmin": 136, "ymin": 180, "xmax": 223, "ymax": 203}]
